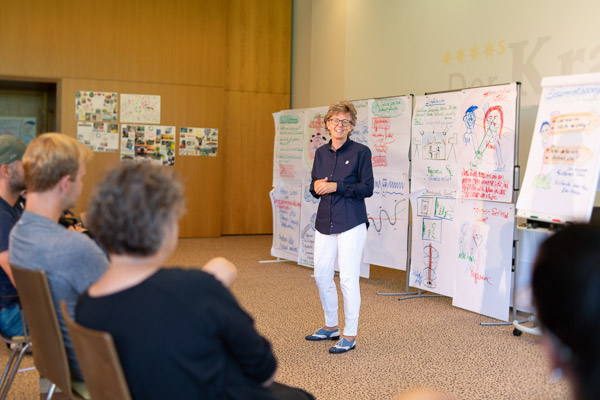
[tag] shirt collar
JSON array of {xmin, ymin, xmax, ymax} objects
[{"xmin": 327, "ymin": 138, "xmax": 352, "ymax": 152}]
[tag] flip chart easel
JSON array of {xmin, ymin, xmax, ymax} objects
[{"xmin": 513, "ymin": 72, "xmax": 600, "ymax": 334}]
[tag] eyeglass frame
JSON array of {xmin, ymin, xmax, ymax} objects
[{"xmin": 327, "ymin": 118, "xmax": 354, "ymax": 127}]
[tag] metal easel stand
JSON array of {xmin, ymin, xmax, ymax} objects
[
  {"xmin": 376, "ymin": 221, "xmax": 443, "ymax": 300},
  {"xmin": 259, "ymin": 258, "xmax": 287, "ymax": 263}
]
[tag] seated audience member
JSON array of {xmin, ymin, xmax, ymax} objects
[
  {"xmin": 532, "ymin": 224, "xmax": 600, "ymax": 400},
  {"xmin": 0, "ymin": 136, "xmax": 26, "ymax": 336},
  {"xmin": 9, "ymin": 133, "xmax": 109, "ymax": 380},
  {"xmin": 76, "ymin": 164, "xmax": 313, "ymax": 400}
]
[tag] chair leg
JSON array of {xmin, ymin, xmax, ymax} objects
[
  {"xmin": 45, "ymin": 383, "xmax": 56, "ymax": 400},
  {"xmin": 0, "ymin": 344, "xmax": 21, "ymax": 399},
  {"xmin": 0, "ymin": 342, "xmax": 31, "ymax": 400}
]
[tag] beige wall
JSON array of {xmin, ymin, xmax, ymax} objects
[
  {"xmin": 293, "ymin": 0, "xmax": 600, "ymax": 200},
  {"xmin": 0, "ymin": 0, "xmax": 291, "ymax": 236}
]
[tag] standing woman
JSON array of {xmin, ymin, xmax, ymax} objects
[{"xmin": 305, "ymin": 101, "xmax": 374, "ymax": 354}]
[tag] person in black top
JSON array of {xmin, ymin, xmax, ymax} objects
[
  {"xmin": 0, "ymin": 135, "xmax": 26, "ymax": 337},
  {"xmin": 76, "ymin": 163, "xmax": 313, "ymax": 400},
  {"xmin": 305, "ymin": 101, "xmax": 374, "ymax": 353},
  {"xmin": 532, "ymin": 224, "xmax": 600, "ymax": 400}
]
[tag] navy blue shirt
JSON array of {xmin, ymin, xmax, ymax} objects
[
  {"xmin": 310, "ymin": 139, "xmax": 374, "ymax": 235},
  {"xmin": 0, "ymin": 196, "xmax": 22, "ymax": 308}
]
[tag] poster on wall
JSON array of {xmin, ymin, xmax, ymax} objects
[
  {"xmin": 270, "ymin": 183, "xmax": 302, "ymax": 261},
  {"xmin": 120, "ymin": 94, "xmax": 161, "ymax": 124},
  {"xmin": 451, "ymin": 199, "xmax": 515, "ymax": 321},
  {"xmin": 77, "ymin": 122, "xmax": 119, "ymax": 152},
  {"xmin": 408, "ymin": 189, "xmax": 458, "ymax": 297},
  {"xmin": 456, "ymin": 84, "xmax": 517, "ymax": 203},
  {"xmin": 75, "ymin": 91, "xmax": 118, "ymax": 122},
  {"xmin": 367, "ymin": 96, "xmax": 412, "ymax": 171},
  {"xmin": 0, "ymin": 117, "xmax": 37, "ymax": 144},
  {"xmin": 363, "ymin": 171, "xmax": 409, "ymax": 270},
  {"xmin": 273, "ymin": 110, "xmax": 306, "ymax": 185},
  {"xmin": 120, "ymin": 124, "xmax": 175, "ymax": 166},
  {"xmin": 179, "ymin": 127, "xmax": 218, "ymax": 156}
]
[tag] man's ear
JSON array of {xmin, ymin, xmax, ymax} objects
[
  {"xmin": 0, "ymin": 164, "xmax": 11, "ymax": 179},
  {"xmin": 58, "ymin": 174, "xmax": 72, "ymax": 193}
]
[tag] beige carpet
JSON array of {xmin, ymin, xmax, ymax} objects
[{"xmin": 0, "ymin": 235, "xmax": 570, "ymax": 399}]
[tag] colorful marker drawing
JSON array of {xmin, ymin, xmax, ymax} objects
[
  {"xmin": 421, "ymin": 244, "xmax": 440, "ymax": 288},
  {"xmin": 462, "ymin": 105, "xmax": 478, "ymax": 144},
  {"xmin": 422, "ymin": 218, "xmax": 442, "ymax": 243},
  {"xmin": 413, "ymin": 130, "xmax": 458, "ymax": 162},
  {"xmin": 368, "ymin": 199, "xmax": 407, "ymax": 233},
  {"xmin": 470, "ymin": 105, "xmax": 504, "ymax": 170},
  {"xmin": 304, "ymin": 109, "xmax": 330, "ymax": 169}
]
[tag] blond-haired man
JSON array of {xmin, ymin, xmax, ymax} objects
[{"xmin": 9, "ymin": 133, "xmax": 108, "ymax": 381}]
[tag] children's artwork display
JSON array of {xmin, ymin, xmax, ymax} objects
[
  {"xmin": 451, "ymin": 199, "xmax": 515, "ymax": 321},
  {"xmin": 75, "ymin": 91, "xmax": 118, "ymax": 122},
  {"xmin": 77, "ymin": 122, "xmax": 119, "ymax": 152},
  {"xmin": 120, "ymin": 94, "xmax": 161, "ymax": 124},
  {"xmin": 179, "ymin": 127, "xmax": 218, "ymax": 156},
  {"xmin": 270, "ymin": 184, "xmax": 301, "ymax": 260},
  {"xmin": 409, "ymin": 190, "xmax": 457, "ymax": 297},
  {"xmin": 120, "ymin": 124, "xmax": 175, "ymax": 166},
  {"xmin": 0, "ymin": 117, "xmax": 36, "ymax": 144},
  {"xmin": 517, "ymin": 73, "xmax": 600, "ymax": 222},
  {"xmin": 368, "ymin": 96, "xmax": 412, "ymax": 171},
  {"xmin": 273, "ymin": 110, "xmax": 306, "ymax": 185},
  {"xmin": 363, "ymin": 171, "xmax": 409, "ymax": 270}
]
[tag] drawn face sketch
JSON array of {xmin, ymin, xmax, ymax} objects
[
  {"xmin": 484, "ymin": 106, "xmax": 505, "ymax": 169},
  {"xmin": 484, "ymin": 106, "xmax": 504, "ymax": 140},
  {"xmin": 463, "ymin": 106, "xmax": 477, "ymax": 131}
]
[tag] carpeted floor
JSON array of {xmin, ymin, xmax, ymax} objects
[{"xmin": 0, "ymin": 235, "xmax": 570, "ymax": 399}]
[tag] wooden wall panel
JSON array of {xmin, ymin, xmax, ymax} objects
[
  {"xmin": 222, "ymin": 91, "xmax": 289, "ymax": 234},
  {"xmin": 0, "ymin": 0, "xmax": 293, "ymax": 236},
  {"xmin": 0, "ymin": 0, "xmax": 226, "ymax": 87},
  {"xmin": 60, "ymin": 79, "xmax": 224, "ymax": 238},
  {"xmin": 226, "ymin": 0, "xmax": 292, "ymax": 93}
]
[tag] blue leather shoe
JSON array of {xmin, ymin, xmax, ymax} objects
[
  {"xmin": 329, "ymin": 337, "xmax": 356, "ymax": 353},
  {"xmin": 305, "ymin": 328, "xmax": 340, "ymax": 341}
]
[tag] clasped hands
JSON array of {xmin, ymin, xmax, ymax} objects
[{"xmin": 314, "ymin": 177, "xmax": 337, "ymax": 195}]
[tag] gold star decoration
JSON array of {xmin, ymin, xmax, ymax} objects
[
  {"xmin": 442, "ymin": 51, "xmax": 452, "ymax": 66},
  {"xmin": 456, "ymin": 48, "xmax": 466, "ymax": 63},
  {"xmin": 469, "ymin": 44, "xmax": 480, "ymax": 61},
  {"xmin": 484, "ymin": 41, "xmax": 495, "ymax": 58}
]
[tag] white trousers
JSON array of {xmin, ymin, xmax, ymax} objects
[{"xmin": 313, "ymin": 223, "xmax": 367, "ymax": 337}]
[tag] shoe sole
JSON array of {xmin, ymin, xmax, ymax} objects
[
  {"xmin": 305, "ymin": 335, "xmax": 341, "ymax": 341},
  {"xmin": 329, "ymin": 345, "xmax": 356, "ymax": 354}
]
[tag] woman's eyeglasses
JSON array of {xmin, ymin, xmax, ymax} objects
[{"xmin": 328, "ymin": 118, "xmax": 353, "ymax": 127}]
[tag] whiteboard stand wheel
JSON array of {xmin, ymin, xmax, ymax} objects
[{"xmin": 513, "ymin": 328, "xmax": 522, "ymax": 336}]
